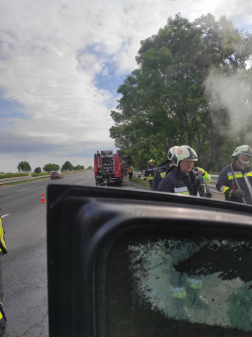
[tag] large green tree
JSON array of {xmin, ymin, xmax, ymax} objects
[
  {"xmin": 110, "ymin": 14, "xmax": 252, "ymax": 171},
  {"xmin": 17, "ymin": 161, "xmax": 31, "ymax": 173},
  {"xmin": 43, "ymin": 163, "xmax": 60, "ymax": 172},
  {"xmin": 61, "ymin": 161, "xmax": 73, "ymax": 171}
]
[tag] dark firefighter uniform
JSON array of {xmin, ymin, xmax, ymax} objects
[
  {"xmin": 144, "ymin": 165, "xmax": 157, "ymax": 189},
  {"xmin": 216, "ymin": 163, "xmax": 252, "ymax": 204},
  {"xmin": 0, "ymin": 217, "xmax": 8, "ymax": 336},
  {"xmin": 152, "ymin": 160, "xmax": 170, "ymax": 191},
  {"xmin": 96, "ymin": 167, "xmax": 103, "ymax": 186},
  {"xmin": 152, "ymin": 161, "xmax": 211, "ymax": 192},
  {"xmin": 158, "ymin": 166, "xmax": 212, "ymax": 197}
]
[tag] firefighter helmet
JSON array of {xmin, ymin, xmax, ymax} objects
[
  {"xmin": 232, "ymin": 145, "xmax": 252, "ymax": 164},
  {"xmin": 149, "ymin": 159, "xmax": 155, "ymax": 164},
  {"xmin": 167, "ymin": 146, "xmax": 179, "ymax": 161},
  {"xmin": 173, "ymin": 146, "xmax": 198, "ymax": 167}
]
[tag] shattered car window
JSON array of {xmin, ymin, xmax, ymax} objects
[{"xmin": 97, "ymin": 234, "xmax": 252, "ymax": 336}]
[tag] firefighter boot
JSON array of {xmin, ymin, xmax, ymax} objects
[{"xmin": 186, "ymin": 287, "xmax": 209, "ymax": 310}]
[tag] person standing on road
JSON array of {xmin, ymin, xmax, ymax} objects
[
  {"xmin": 144, "ymin": 159, "xmax": 157, "ymax": 189},
  {"xmin": 96, "ymin": 166, "xmax": 103, "ymax": 186},
  {"xmin": 216, "ymin": 145, "xmax": 252, "ymax": 204},
  {"xmin": 158, "ymin": 145, "xmax": 212, "ymax": 198},
  {"xmin": 128, "ymin": 165, "xmax": 133, "ymax": 181}
]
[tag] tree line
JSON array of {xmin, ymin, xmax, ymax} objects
[
  {"xmin": 110, "ymin": 14, "xmax": 252, "ymax": 172},
  {"xmin": 17, "ymin": 161, "xmax": 84, "ymax": 173}
]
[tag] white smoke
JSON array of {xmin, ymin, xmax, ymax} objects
[{"xmin": 205, "ymin": 67, "xmax": 252, "ymax": 143}]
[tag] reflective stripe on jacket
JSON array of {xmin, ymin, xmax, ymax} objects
[{"xmin": 216, "ymin": 163, "xmax": 252, "ymax": 204}]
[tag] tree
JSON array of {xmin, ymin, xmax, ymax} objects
[
  {"xmin": 87, "ymin": 166, "xmax": 93, "ymax": 169},
  {"xmin": 17, "ymin": 161, "xmax": 31, "ymax": 172},
  {"xmin": 34, "ymin": 167, "xmax": 41, "ymax": 173},
  {"xmin": 73, "ymin": 165, "xmax": 84, "ymax": 170},
  {"xmin": 110, "ymin": 13, "xmax": 252, "ymax": 172},
  {"xmin": 43, "ymin": 163, "xmax": 60, "ymax": 172},
  {"xmin": 61, "ymin": 161, "xmax": 73, "ymax": 171}
]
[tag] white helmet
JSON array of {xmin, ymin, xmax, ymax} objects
[
  {"xmin": 232, "ymin": 145, "xmax": 252, "ymax": 164},
  {"xmin": 167, "ymin": 146, "xmax": 179, "ymax": 161},
  {"xmin": 173, "ymin": 145, "xmax": 198, "ymax": 167}
]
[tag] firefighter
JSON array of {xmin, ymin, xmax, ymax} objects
[
  {"xmin": 96, "ymin": 166, "xmax": 103, "ymax": 186},
  {"xmin": 128, "ymin": 165, "xmax": 133, "ymax": 181},
  {"xmin": 152, "ymin": 146, "xmax": 179, "ymax": 191},
  {"xmin": 216, "ymin": 145, "xmax": 252, "ymax": 204},
  {"xmin": 152, "ymin": 146, "xmax": 211, "ymax": 192},
  {"xmin": 158, "ymin": 145, "xmax": 212, "ymax": 198},
  {"xmin": 144, "ymin": 159, "xmax": 157, "ymax": 189}
]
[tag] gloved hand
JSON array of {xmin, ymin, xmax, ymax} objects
[{"xmin": 230, "ymin": 189, "xmax": 245, "ymax": 199}]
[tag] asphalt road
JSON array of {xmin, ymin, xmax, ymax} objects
[{"xmin": 0, "ymin": 171, "xmax": 145, "ymax": 337}]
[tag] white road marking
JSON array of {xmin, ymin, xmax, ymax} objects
[
  {"xmin": 17, "ymin": 186, "xmax": 37, "ymax": 192},
  {"xmin": 1, "ymin": 214, "xmax": 9, "ymax": 218}
]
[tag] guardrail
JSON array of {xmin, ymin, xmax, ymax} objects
[
  {"xmin": 133, "ymin": 171, "xmax": 221, "ymax": 194},
  {"xmin": 0, "ymin": 170, "xmax": 88, "ymax": 186}
]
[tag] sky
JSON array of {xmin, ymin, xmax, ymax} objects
[{"xmin": 0, "ymin": 0, "xmax": 252, "ymax": 172}]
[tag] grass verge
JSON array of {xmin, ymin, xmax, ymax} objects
[
  {"xmin": 132, "ymin": 177, "xmax": 150, "ymax": 190},
  {"xmin": 0, "ymin": 177, "xmax": 50, "ymax": 188}
]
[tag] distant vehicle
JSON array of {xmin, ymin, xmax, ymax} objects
[
  {"xmin": 94, "ymin": 150, "xmax": 123, "ymax": 185},
  {"xmin": 50, "ymin": 171, "xmax": 64, "ymax": 180}
]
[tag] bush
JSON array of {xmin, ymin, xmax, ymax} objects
[
  {"xmin": 34, "ymin": 167, "xmax": 41, "ymax": 173},
  {"xmin": 43, "ymin": 163, "xmax": 60, "ymax": 172},
  {"xmin": 32, "ymin": 173, "xmax": 49, "ymax": 177},
  {"xmin": 73, "ymin": 165, "xmax": 84, "ymax": 170},
  {"xmin": 0, "ymin": 173, "xmax": 29, "ymax": 179}
]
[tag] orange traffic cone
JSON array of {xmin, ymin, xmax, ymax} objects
[{"xmin": 41, "ymin": 194, "xmax": 46, "ymax": 203}]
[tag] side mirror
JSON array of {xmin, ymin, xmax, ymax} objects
[{"xmin": 47, "ymin": 185, "xmax": 252, "ymax": 336}]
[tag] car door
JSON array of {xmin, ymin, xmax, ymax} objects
[{"xmin": 47, "ymin": 184, "xmax": 252, "ymax": 336}]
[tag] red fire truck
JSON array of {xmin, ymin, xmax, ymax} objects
[{"xmin": 94, "ymin": 150, "xmax": 123, "ymax": 185}]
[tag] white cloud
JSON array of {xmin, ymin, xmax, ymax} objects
[{"xmin": 0, "ymin": 0, "xmax": 252, "ymax": 171}]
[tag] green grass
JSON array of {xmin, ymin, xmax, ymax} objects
[
  {"xmin": 132, "ymin": 177, "xmax": 150, "ymax": 190},
  {"xmin": 0, "ymin": 173, "xmax": 29, "ymax": 179},
  {"xmin": 0, "ymin": 177, "xmax": 50, "ymax": 187}
]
